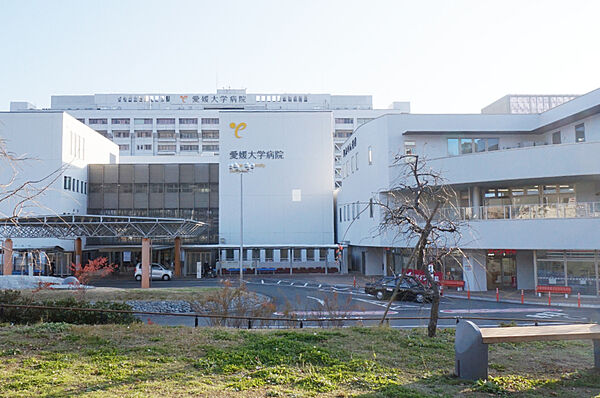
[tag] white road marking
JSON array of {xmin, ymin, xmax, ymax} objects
[
  {"xmin": 277, "ymin": 280, "xmax": 281, "ymax": 285},
  {"xmin": 307, "ymin": 296, "xmax": 325, "ymax": 306}
]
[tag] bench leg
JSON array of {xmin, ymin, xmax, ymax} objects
[
  {"xmin": 455, "ymin": 320, "xmax": 488, "ymax": 380},
  {"xmin": 594, "ymin": 339, "xmax": 600, "ymax": 369}
]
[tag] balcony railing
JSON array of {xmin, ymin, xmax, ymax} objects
[{"xmin": 440, "ymin": 202, "xmax": 600, "ymax": 221}]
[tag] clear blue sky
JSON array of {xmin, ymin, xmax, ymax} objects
[{"xmin": 2, "ymin": 0, "xmax": 600, "ymax": 113}]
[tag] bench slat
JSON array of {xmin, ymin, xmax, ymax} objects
[{"xmin": 480, "ymin": 324, "xmax": 600, "ymax": 344}]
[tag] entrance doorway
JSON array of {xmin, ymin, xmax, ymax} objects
[
  {"xmin": 486, "ymin": 250, "xmax": 517, "ymax": 289},
  {"xmin": 186, "ymin": 251, "xmax": 212, "ymax": 276}
]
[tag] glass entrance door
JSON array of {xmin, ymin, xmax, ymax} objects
[{"xmin": 486, "ymin": 253, "xmax": 517, "ymax": 289}]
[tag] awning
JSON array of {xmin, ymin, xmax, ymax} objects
[{"xmin": 0, "ymin": 215, "xmax": 206, "ymax": 239}]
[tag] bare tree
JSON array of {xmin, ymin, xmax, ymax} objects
[
  {"xmin": 0, "ymin": 137, "xmax": 67, "ymax": 220},
  {"xmin": 378, "ymin": 154, "xmax": 464, "ymax": 337}
]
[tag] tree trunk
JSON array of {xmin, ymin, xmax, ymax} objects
[{"xmin": 427, "ymin": 280, "xmax": 440, "ymax": 337}]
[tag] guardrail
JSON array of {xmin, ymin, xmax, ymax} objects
[
  {"xmin": 0, "ymin": 303, "xmax": 590, "ymax": 329},
  {"xmin": 439, "ymin": 201, "xmax": 600, "ymax": 221}
]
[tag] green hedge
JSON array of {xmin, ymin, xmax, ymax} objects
[{"xmin": 0, "ymin": 290, "xmax": 139, "ymax": 325}]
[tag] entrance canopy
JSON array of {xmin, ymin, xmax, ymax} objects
[{"xmin": 0, "ymin": 215, "xmax": 206, "ymax": 239}]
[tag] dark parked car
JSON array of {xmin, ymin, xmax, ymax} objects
[{"xmin": 364, "ymin": 275, "xmax": 433, "ymax": 303}]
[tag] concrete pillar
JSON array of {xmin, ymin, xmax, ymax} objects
[
  {"xmin": 174, "ymin": 237, "xmax": 181, "ymax": 277},
  {"xmin": 2, "ymin": 239, "xmax": 13, "ymax": 276},
  {"xmin": 141, "ymin": 238, "xmax": 151, "ymax": 289},
  {"xmin": 472, "ymin": 186, "xmax": 481, "ymax": 219},
  {"xmin": 75, "ymin": 237, "xmax": 82, "ymax": 271}
]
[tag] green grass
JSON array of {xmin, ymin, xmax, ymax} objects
[
  {"xmin": 0, "ymin": 324, "xmax": 598, "ymax": 397},
  {"xmin": 20, "ymin": 286, "xmax": 217, "ymax": 301}
]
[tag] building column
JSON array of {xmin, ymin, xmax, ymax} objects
[
  {"xmin": 2, "ymin": 239, "xmax": 12, "ymax": 276},
  {"xmin": 383, "ymin": 249, "xmax": 388, "ymax": 276},
  {"xmin": 75, "ymin": 237, "xmax": 82, "ymax": 271},
  {"xmin": 174, "ymin": 237, "xmax": 181, "ymax": 277},
  {"xmin": 472, "ymin": 186, "xmax": 481, "ymax": 219},
  {"xmin": 141, "ymin": 238, "xmax": 151, "ymax": 289}
]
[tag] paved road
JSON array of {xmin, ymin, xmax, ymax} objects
[{"xmin": 95, "ymin": 277, "xmax": 599, "ymax": 329}]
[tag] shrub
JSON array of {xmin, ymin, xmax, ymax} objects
[{"xmin": 0, "ymin": 290, "xmax": 139, "ymax": 325}]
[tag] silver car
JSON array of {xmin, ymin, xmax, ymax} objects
[{"xmin": 134, "ymin": 263, "xmax": 173, "ymax": 281}]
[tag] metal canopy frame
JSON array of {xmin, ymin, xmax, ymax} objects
[{"xmin": 0, "ymin": 215, "xmax": 206, "ymax": 239}]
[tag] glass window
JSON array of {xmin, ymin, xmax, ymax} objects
[
  {"xmin": 226, "ymin": 249, "xmax": 234, "ymax": 261},
  {"xmin": 150, "ymin": 183, "xmax": 163, "ymax": 193},
  {"xmin": 552, "ymin": 131, "xmax": 561, "ymax": 144},
  {"xmin": 306, "ymin": 249, "xmax": 315, "ymax": 261},
  {"xmin": 265, "ymin": 249, "xmax": 274, "ymax": 261},
  {"xmin": 404, "ymin": 141, "xmax": 416, "ymax": 155},
  {"xmin": 575, "ymin": 124, "xmax": 585, "ymax": 142},
  {"xmin": 487, "ymin": 138, "xmax": 499, "ymax": 151},
  {"xmin": 447, "ymin": 138, "xmax": 459, "ymax": 156},
  {"xmin": 566, "ymin": 261, "xmax": 596, "ymax": 295},
  {"xmin": 293, "ymin": 249, "xmax": 302, "ymax": 261},
  {"xmin": 368, "ymin": 146, "xmax": 373, "ymax": 165},
  {"xmin": 537, "ymin": 260, "xmax": 565, "ymax": 286},
  {"xmin": 369, "ymin": 198, "xmax": 373, "ymax": 218},
  {"xmin": 460, "ymin": 138, "xmax": 473, "ymax": 154},
  {"xmin": 319, "ymin": 248, "xmax": 328, "ymax": 261},
  {"xmin": 280, "ymin": 249, "xmax": 288, "ymax": 261},
  {"xmin": 134, "ymin": 183, "xmax": 147, "ymax": 194},
  {"xmin": 474, "ymin": 138, "xmax": 486, "ymax": 153}
]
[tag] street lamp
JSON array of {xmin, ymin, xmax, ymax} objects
[{"xmin": 229, "ymin": 162, "xmax": 255, "ymax": 283}]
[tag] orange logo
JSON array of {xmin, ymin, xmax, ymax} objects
[
  {"xmin": 229, "ymin": 122, "xmax": 247, "ymax": 138},
  {"xmin": 180, "ymin": 95, "xmax": 188, "ymax": 103}
]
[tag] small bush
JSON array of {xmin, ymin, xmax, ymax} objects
[{"xmin": 0, "ymin": 290, "xmax": 139, "ymax": 325}]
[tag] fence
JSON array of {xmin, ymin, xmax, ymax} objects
[{"xmin": 0, "ymin": 303, "xmax": 590, "ymax": 329}]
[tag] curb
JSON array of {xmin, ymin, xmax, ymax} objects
[{"xmin": 443, "ymin": 293, "xmax": 600, "ymax": 309}]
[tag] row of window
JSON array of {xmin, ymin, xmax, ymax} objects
[
  {"xmin": 223, "ymin": 248, "xmax": 329, "ymax": 261},
  {"xmin": 342, "ymin": 152, "xmax": 360, "ymax": 178},
  {"xmin": 87, "ymin": 118, "xmax": 219, "ymax": 125},
  {"xmin": 120, "ymin": 144, "xmax": 219, "ymax": 152},
  {"xmin": 63, "ymin": 176, "xmax": 87, "ymax": 194},
  {"xmin": 334, "ymin": 130, "xmax": 353, "ymax": 139},
  {"xmin": 448, "ymin": 137, "xmax": 500, "ymax": 156},
  {"xmin": 335, "ymin": 118, "xmax": 354, "ymax": 124},
  {"xmin": 255, "ymin": 95, "xmax": 308, "ymax": 103},
  {"xmin": 100, "ymin": 130, "xmax": 220, "ymax": 139},
  {"xmin": 90, "ymin": 183, "xmax": 215, "ymax": 194},
  {"xmin": 69, "ymin": 131, "xmax": 85, "ymax": 160}
]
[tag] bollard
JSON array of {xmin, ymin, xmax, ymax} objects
[
  {"xmin": 467, "ymin": 289, "xmax": 471, "ymax": 300},
  {"xmin": 299, "ymin": 320, "xmax": 304, "ymax": 329},
  {"xmin": 440, "ymin": 285, "xmax": 444, "ymax": 297},
  {"xmin": 496, "ymin": 288, "xmax": 499, "ymax": 302},
  {"xmin": 195, "ymin": 316, "xmax": 198, "ymax": 328},
  {"xmin": 248, "ymin": 319, "xmax": 252, "ymax": 329},
  {"xmin": 578, "ymin": 292, "xmax": 581, "ymax": 308},
  {"xmin": 456, "ymin": 317, "xmax": 460, "ymax": 324},
  {"xmin": 548, "ymin": 291, "xmax": 551, "ymax": 306},
  {"xmin": 353, "ymin": 276, "xmax": 356, "ymax": 288},
  {"xmin": 521, "ymin": 289, "xmax": 524, "ymax": 304}
]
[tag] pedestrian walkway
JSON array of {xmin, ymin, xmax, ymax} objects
[{"xmin": 443, "ymin": 288, "xmax": 600, "ymax": 309}]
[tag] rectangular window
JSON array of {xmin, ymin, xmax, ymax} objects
[
  {"xmin": 404, "ymin": 141, "xmax": 416, "ymax": 155},
  {"xmin": 265, "ymin": 249, "xmax": 274, "ymax": 261},
  {"xmin": 334, "ymin": 130, "xmax": 353, "ymax": 139},
  {"xmin": 134, "ymin": 183, "xmax": 148, "ymax": 193},
  {"xmin": 118, "ymin": 144, "xmax": 129, "ymax": 151},
  {"xmin": 179, "ymin": 118, "xmax": 198, "ymax": 124},
  {"xmin": 319, "ymin": 248, "xmax": 328, "ymax": 261},
  {"xmin": 474, "ymin": 138, "xmax": 486, "ymax": 153},
  {"xmin": 180, "ymin": 145, "xmax": 199, "ymax": 151},
  {"xmin": 157, "ymin": 131, "xmax": 175, "ymax": 139},
  {"xmin": 335, "ymin": 118, "xmax": 354, "ymax": 124},
  {"xmin": 150, "ymin": 183, "xmax": 163, "ymax": 193},
  {"xmin": 157, "ymin": 118, "xmax": 175, "ymax": 125},
  {"xmin": 166, "ymin": 183, "xmax": 178, "ymax": 193},
  {"xmin": 368, "ymin": 146, "xmax": 373, "ymax": 165},
  {"xmin": 76, "ymin": 118, "xmax": 85, "ymax": 123},
  {"xmin": 180, "ymin": 130, "xmax": 198, "ymax": 139},
  {"xmin": 136, "ymin": 130, "xmax": 152, "ymax": 138},
  {"xmin": 339, "ymin": 207, "xmax": 342, "ymax": 222},
  {"xmin": 552, "ymin": 131, "xmax": 561, "ymax": 144},
  {"xmin": 226, "ymin": 249, "xmax": 234, "ymax": 261},
  {"xmin": 134, "ymin": 118, "xmax": 152, "ymax": 125},
  {"xmin": 157, "ymin": 145, "xmax": 176, "ymax": 152},
  {"xmin": 111, "ymin": 118, "xmax": 130, "ymax": 125},
  {"xmin": 487, "ymin": 138, "xmax": 499, "ymax": 151},
  {"xmin": 201, "ymin": 118, "xmax": 219, "ymax": 125},
  {"xmin": 354, "ymin": 153, "xmax": 359, "ymax": 170},
  {"xmin": 447, "ymin": 138, "xmax": 459, "ymax": 156},
  {"xmin": 201, "ymin": 130, "xmax": 219, "ymax": 139},
  {"xmin": 575, "ymin": 124, "xmax": 585, "ymax": 142},
  {"xmin": 251, "ymin": 249, "xmax": 260, "ymax": 261},
  {"xmin": 136, "ymin": 144, "xmax": 152, "ymax": 150},
  {"xmin": 369, "ymin": 198, "xmax": 373, "ymax": 218},
  {"xmin": 83, "ymin": 182, "xmax": 87, "ymax": 194},
  {"xmin": 63, "ymin": 176, "xmax": 71, "ymax": 190},
  {"xmin": 460, "ymin": 138, "xmax": 473, "ymax": 154},
  {"xmin": 293, "ymin": 249, "xmax": 302, "ymax": 261},
  {"xmin": 114, "ymin": 130, "xmax": 130, "ymax": 138},
  {"xmin": 280, "ymin": 249, "xmax": 288, "ymax": 261},
  {"xmin": 202, "ymin": 144, "xmax": 219, "ymax": 151},
  {"xmin": 306, "ymin": 249, "xmax": 315, "ymax": 261},
  {"xmin": 351, "ymin": 156, "xmax": 356, "ymax": 173},
  {"xmin": 89, "ymin": 118, "xmax": 107, "ymax": 124}
]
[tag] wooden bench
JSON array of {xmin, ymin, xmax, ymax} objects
[
  {"xmin": 455, "ymin": 320, "xmax": 600, "ymax": 380},
  {"xmin": 440, "ymin": 280, "xmax": 465, "ymax": 289}
]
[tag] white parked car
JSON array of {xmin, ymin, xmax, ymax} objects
[{"xmin": 134, "ymin": 263, "xmax": 173, "ymax": 281}]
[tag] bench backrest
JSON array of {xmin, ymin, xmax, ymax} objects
[
  {"xmin": 480, "ymin": 323, "xmax": 600, "ymax": 344},
  {"xmin": 536, "ymin": 285, "xmax": 572, "ymax": 294}
]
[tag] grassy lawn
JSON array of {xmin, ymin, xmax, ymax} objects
[
  {"xmin": 19, "ymin": 287, "xmax": 217, "ymax": 302},
  {"xmin": 0, "ymin": 324, "xmax": 598, "ymax": 397}
]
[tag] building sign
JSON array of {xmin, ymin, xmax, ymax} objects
[
  {"xmin": 115, "ymin": 94, "xmax": 248, "ymax": 105},
  {"xmin": 230, "ymin": 122, "xmax": 247, "ymax": 138},
  {"xmin": 342, "ymin": 137, "xmax": 357, "ymax": 157},
  {"xmin": 229, "ymin": 150, "xmax": 284, "ymax": 160}
]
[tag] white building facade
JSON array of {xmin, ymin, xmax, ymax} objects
[{"xmin": 337, "ymin": 89, "xmax": 600, "ymax": 296}]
